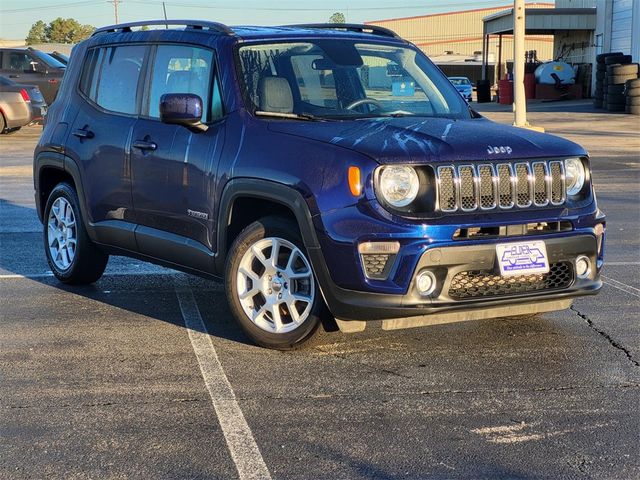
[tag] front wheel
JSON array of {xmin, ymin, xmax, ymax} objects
[{"xmin": 225, "ymin": 216, "xmax": 322, "ymax": 349}]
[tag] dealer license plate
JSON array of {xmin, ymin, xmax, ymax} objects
[{"xmin": 496, "ymin": 240, "xmax": 550, "ymax": 277}]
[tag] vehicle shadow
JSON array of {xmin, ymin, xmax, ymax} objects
[{"xmin": 0, "ymin": 198, "xmax": 345, "ymax": 348}]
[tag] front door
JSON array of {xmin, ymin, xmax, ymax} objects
[{"xmin": 130, "ymin": 44, "xmax": 225, "ymax": 258}]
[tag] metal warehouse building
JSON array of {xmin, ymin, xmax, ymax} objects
[
  {"xmin": 365, "ymin": 4, "xmax": 555, "ymax": 62},
  {"xmin": 595, "ymin": 0, "xmax": 640, "ymax": 60}
]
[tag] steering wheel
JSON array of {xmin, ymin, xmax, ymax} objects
[{"xmin": 345, "ymin": 98, "xmax": 383, "ymax": 111}]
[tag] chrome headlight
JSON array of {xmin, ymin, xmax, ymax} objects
[
  {"xmin": 564, "ymin": 157, "xmax": 586, "ymax": 196},
  {"xmin": 378, "ymin": 165, "xmax": 420, "ymax": 208}
]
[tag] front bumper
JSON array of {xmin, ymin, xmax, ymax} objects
[{"xmin": 311, "ymin": 233, "xmax": 602, "ymax": 322}]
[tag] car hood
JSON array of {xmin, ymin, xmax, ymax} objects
[
  {"xmin": 268, "ymin": 116, "xmax": 586, "ymax": 164},
  {"xmin": 455, "ymin": 85, "xmax": 472, "ymax": 90}
]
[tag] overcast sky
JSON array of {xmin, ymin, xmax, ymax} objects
[{"xmin": 0, "ymin": 0, "xmax": 547, "ymax": 41}]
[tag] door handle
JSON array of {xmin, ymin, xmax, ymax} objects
[
  {"xmin": 133, "ymin": 140, "xmax": 157, "ymax": 151},
  {"xmin": 72, "ymin": 128, "xmax": 94, "ymax": 139}
]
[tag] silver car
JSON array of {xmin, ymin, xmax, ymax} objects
[{"xmin": 0, "ymin": 75, "xmax": 47, "ymax": 133}]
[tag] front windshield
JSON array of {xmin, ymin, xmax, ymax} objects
[
  {"xmin": 32, "ymin": 50, "xmax": 66, "ymax": 69},
  {"xmin": 238, "ymin": 40, "xmax": 469, "ymax": 119},
  {"xmin": 449, "ymin": 78, "xmax": 471, "ymax": 86}
]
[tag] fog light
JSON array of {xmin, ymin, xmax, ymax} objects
[
  {"xmin": 416, "ymin": 270, "xmax": 437, "ymax": 296},
  {"xmin": 575, "ymin": 256, "xmax": 591, "ymax": 279}
]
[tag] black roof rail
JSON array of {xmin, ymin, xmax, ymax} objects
[
  {"xmin": 92, "ymin": 19, "xmax": 233, "ymax": 36},
  {"xmin": 284, "ymin": 23, "xmax": 400, "ymax": 39}
]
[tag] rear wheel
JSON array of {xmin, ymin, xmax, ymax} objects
[
  {"xmin": 225, "ymin": 216, "xmax": 322, "ymax": 349},
  {"xmin": 44, "ymin": 182, "xmax": 109, "ymax": 284}
]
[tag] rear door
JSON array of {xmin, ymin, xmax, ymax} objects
[
  {"xmin": 130, "ymin": 43, "xmax": 225, "ymax": 259},
  {"xmin": 65, "ymin": 44, "xmax": 148, "ymax": 243}
]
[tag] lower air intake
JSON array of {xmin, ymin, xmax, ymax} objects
[{"xmin": 448, "ymin": 262, "xmax": 573, "ymax": 299}]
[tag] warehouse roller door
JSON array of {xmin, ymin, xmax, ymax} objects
[{"xmin": 610, "ymin": 0, "xmax": 633, "ymax": 54}]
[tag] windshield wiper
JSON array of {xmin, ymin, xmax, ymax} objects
[{"xmin": 255, "ymin": 111, "xmax": 323, "ymax": 121}]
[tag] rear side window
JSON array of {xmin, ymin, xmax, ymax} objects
[
  {"xmin": 79, "ymin": 45, "xmax": 146, "ymax": 115},
  {"xmin": 147, "ymin": 44, "xmax": 222, "ymax": 122}
]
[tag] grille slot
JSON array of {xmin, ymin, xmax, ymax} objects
[
  {"xmin": 448, "ymin": 262, "xmax": 573, "ymax": 299},
  {"xmin": 436, "ymin": 160, "xmax": 566, "ymax": 212},
  {"xmin": 549, "ymin": 161, "xmax": 565, "ymax": 204},
  {"xmin": 515, "ymin": 163, "xmax": 532, "ymax": 207},
  {"xmin": 532, "ymin": 162, "xmax": 549, "ymax": 206},
  {"xmin": 497, "ymin": 164, "xmax": 514, "ymax": 208},
  {"xmin": 458, "ymin": 166, "xmax": 477, "ymax": 211},
  {"xmin": 437, "ymin": 166, "xmax": 457, "ymax": 212},
  {"xmin": 478, "ymin": 165, "xmax": 496, "ymax": 209}
]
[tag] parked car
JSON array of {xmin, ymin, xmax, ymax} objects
[
  {"xmin": 48, "ymin": 51, "xmax": 70, "ymax": 65},
  {"xmin": 0, "ymin": 75, "xmax": 47, "ymax": 125},
  {"xmin": 0, "ymin": 75, "xmax": 45, "ymax": 133},
  {"xmin": 34, "ymin": 21, "xmax": 605, "ymax": 349},
  {"xmin": 0, "ymin": 47, "xmax": 65, "ymax": 104},
  {"xmin": 448, "ymin": 76, "xmax": 473, "ymax": 101}
]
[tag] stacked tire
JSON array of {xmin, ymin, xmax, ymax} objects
[
  {"xmin": 605, "ymin": 55, "xmax": 637, "ymax": 112},
  {"xmin": 594, "ymin": 52, "xmax": 622, "ymax": 108},
  {"xmin": 626, "ymin": 78, "xmax": 640, "ymax": 115}
]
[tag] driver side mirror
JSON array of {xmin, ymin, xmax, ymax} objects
[{"xmin": 159, "ymin": 93, "xmax": 208, "ymax": 132}]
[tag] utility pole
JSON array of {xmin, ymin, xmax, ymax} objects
[
  {"xmin": 512, "ymin": 0, "xmax": 543, "ymax": 131},
  {"xmin": 108, "ymin": 0, "xmax": 120, "ymax": 24},
  {"xmin": 513, "ymin": 0, "xmax": 527, "ymax": 127}
]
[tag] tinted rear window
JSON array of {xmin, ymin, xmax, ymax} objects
[{"xmin": 79, "ymin": 45, "xmax": 146, "ymax": 115}]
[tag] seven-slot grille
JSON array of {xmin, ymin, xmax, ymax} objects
[{"xmin": 436, "ymin": 161, "xmax": 565, "ymax": 212}]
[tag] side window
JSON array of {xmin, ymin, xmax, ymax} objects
[
  {"xmin": 9, "ymin": 52, "xmax": 34, "ymax": 72},
  {"xmin": 147, "ymin": 45, "xmax": 222, "ymax": 123},
  {"xmin": 79, "ymin": 45, "xmax": 146, "ymax": 115}
]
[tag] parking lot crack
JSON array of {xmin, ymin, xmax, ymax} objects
[
  {"xmin": 312, "ymin": 347, "xmax": 413, "ymax": 379},
  {"xmin": 571, "ymin": 305, "xmax": 640, "ymax": 367}
]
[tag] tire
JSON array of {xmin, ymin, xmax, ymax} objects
[
  {"xmin": 605, "ymin": 54, "xmax": 632, "ymax": 65},
  {"xmin": 607, "ymin": 93, "xmax": 625, "ymax": 103},
  {"xmin": 611, "ymin": 63, "xmax": 639, "ymax": 75},
  {"xmin": 597, "ymin": 52, "xmax": 623, "ymax": 63},
  {"xmin": 225, "ymin": 216, "xmax": 323, "ymax": 350},
  {"xmin": 625, "ymin": 78, "xmax": 640, "ymax": 89},
  {"xmin": 625, "ymin": 87, "xmax": 640, "ymax": 97},
  {"xmin": 607, "ymin": 85, "xmax": 625, "ymax": 95},
  {"xmin": 606, "ymin": 64, "xmax": 621, "ymax": 74},
  {"xmin": 596, "ymin": 71, "xmax": 605, "ymax": 80},
  {"xmin": 611, "ymin": 74, "xmax": 639, "ymax": 85},
  {"xmin": 607, "ymin": 103, "xmax": 625, "ymax": 112},
  {"xmin": 0, "ymin": 112, "xmax": 6, "ymax": 133},
  {"xmin": 626, "ymin": 96, "xmax": 640, "ymax": 106},
  {"xmin": 43, "ymin": 182, "xmax": 109, "ymax": 284}
]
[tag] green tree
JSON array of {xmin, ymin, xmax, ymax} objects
[
  {"xmin": 25, "ymin": 18, "xmax": 95, "ymax": 44},
  {"xmin": 329, "ymin": 12, "xmax": 346, "ymax": 24},
  {"xmin": 25, "ymin": 20, "xmax": 48, "ymax": 45}
]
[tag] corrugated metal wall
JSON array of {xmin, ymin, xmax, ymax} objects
[
  {"xmin": 366, "ymin": 4, "xmax": 554, "ymax": 61},
  {"xmin": 610, "ymin": 0, "xmax": 633, "ymax": 53}
]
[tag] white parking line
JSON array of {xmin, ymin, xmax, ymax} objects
[
  {"xmin": 175, "ymin": 281, "xmax": 271, "ymax": 480},
  {"xmin": 602, "ymin": 275, "xmax": 640, "ymax": 298},
  {"xmin": 0, "ymin": 271, "xmax": 180, "ymax": 280}
]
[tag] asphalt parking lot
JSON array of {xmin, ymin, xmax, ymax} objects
[{"xmin": 1, "ymin": 101, "xmax": 639, "ymax": 479}]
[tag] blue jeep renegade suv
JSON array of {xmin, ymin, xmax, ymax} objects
[{"xmin": 34, "ymin": 21, "xmax": 605, "ymax": 349}]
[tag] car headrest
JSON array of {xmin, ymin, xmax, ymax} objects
[{"xmin": 258, "ymin": 77, "xmax": 293, "ymax": 113}]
